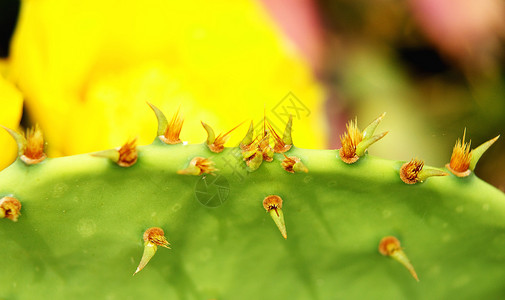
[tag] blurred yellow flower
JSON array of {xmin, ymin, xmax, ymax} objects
[
  {"xmin": 0, "ymin": 61, "xmax": 23, "ymax": 169},
  {"xmin": 7, "ymin": 0, "xmax": 327, "ymax": 157}
]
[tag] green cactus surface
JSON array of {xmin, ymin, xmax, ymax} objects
[{"xmin": 1, "ymin": 113, "xmax": 505, "ymax": 300}]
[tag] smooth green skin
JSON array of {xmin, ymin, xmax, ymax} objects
[{"xmin": 1, "ymin": 142, "xmax": 505, "ymax": 299}]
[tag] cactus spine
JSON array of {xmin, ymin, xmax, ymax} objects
[{"xmin": 1, "ymin": 106, "xmax": 503, "ymax": 299}]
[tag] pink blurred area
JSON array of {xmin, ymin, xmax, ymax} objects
[{"xmin": 409, "ymin": 0, "xmax": 505, "ymax": 69}]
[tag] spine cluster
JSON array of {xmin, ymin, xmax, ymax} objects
[{"xmin": 0, "ymin": 104, "xmax": 500, "ymax": 279}]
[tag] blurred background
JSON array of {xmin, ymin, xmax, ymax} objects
[{"xmin": 0, "ymin": 0, "xmax": 504, "ymax": 189}]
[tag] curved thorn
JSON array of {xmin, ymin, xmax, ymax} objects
[
  {"xmin": 134, "ymin": 227, "xmax": 170, "ymax": 276},
  {"xmin": 147, "ymin": 102, "xmax": 168, "ymax": 137},
  {"xmin": 379, "ymin": 236, "xmax": 419, "ymax": 282},
  {"xmin": 417, "ymin": 167, "xmax": 448, "ymax": 182},
  {"xmin": 239, "ymin": 121, "xmax": 254, "ymax": 149},
  {"xmin": 133, "ymin": 242, "xmax": 158, "ymax": 276},
  {"xmin": 263, "ymin": 195, "xmax": 287, "ymax": 239},
  {"xmin": 293, "ymin": 161, "xmax": 309, "ymax": 173},
  {"xmin": 356, "ymin": 131, "xmax": 388, "ymax": 157},
  {"xmin": 269, "ymin": 209, "xmax": 287, "ymax": 239},
  {"xmin": 282, "ymin": 115, "xmax": 293, "ymax": 146},
  {"xmin": 390, "ymin": 249, "xmax": 419, "ymax": 282},
  {"xmin": 400, "ymin": 159, "xmax": 448, "ymax": 184},
  {"xmin": 1, "ymin": 125, "xmax": 25, "ymax": 156},
  {"xmin": 201, "ymin": 121, "xmax": 216, "ymax": 145},
  {"xmin": 362, "ymin": 112, "xmax": 386, "ymax": 140},
  {"xmin": 91, "ymin": 149, "xmax": 120, "ymax": 162},
  {"xmin": 93, "ymin": 139, "xmax": 138, "ymax": 167},
  {"xmin": 469, "ymin": 135, "xmax": 500, "ymax": 171}
]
